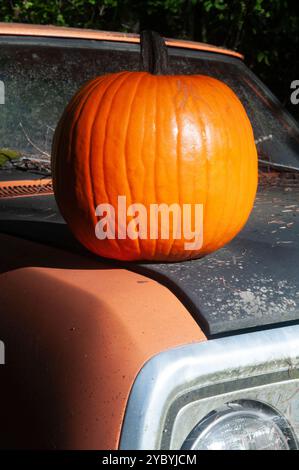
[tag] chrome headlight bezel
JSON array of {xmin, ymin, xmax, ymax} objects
[{"xmin": 119, "ymin": 325, "xmax": 299, "ymax": 450}]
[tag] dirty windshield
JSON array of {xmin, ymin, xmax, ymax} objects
[{"xmin": 0, "ymin": 37, "xmax": 299, "ymax": 178}]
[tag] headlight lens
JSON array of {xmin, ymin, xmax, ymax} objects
[{"xmin": 181, "ymin": 400, "xmax": 298, "ymax": 450}]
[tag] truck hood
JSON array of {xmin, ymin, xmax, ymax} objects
[
  {"xmin": 0, "ymin": 175, "xmax": 298, "ymax": 338},
  {"xmin": 136, "ymin": 183, "xmax": 299, "ymax": 336}
]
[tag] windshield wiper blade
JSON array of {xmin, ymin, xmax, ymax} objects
[{"xmin": 258, "ymin": 159, "xmax": 299, "ymax": 173}]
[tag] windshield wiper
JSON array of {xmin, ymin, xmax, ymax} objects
[{"xmin": 258, "ymin": 159, "xmax": 299, "ymax": 173}]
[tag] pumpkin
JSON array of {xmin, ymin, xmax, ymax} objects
[{"xmin": 52, "ymin": 31, "xmax": 257, "ymax": 262}]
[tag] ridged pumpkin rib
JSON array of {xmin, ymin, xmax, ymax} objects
[
  {"xmin": 199, "ymin": 78, "xmax": 243, "ymax": 250},
  {"xmin": 89, "ymin": 73, "xmax": 128, "ymax": 255},
  {"xmin": 158, "ymin": 77, "xmax": 177, "ymax": 258},
  {"xmin": 124, "ymin": 73, "xmax": 147, "ymax": 257},
  {"xmin": 207, "ymin": 80, "xmax": 236, "ymax": 250},
  {"xmin": 178, "ymin": 77, "xmax": 201, "ymax": 259},
  {"xmin": 194, "ymin": 78, "xmax": 214, "ymax": 254},
  {"xmin": 72, "ymin": 79, "xmax": 111, "ymax": 243},
  {"xmin": 171, "ymin": 79, "xmax": 183, "ymax": 258},
  {"xmin": 55, "ymin": 78, "xmax": 103, "ymax": 227},
  {"xmin": 144, "ymin": 74, "xmax": 158, "ymax": 258},
  {"xmin": 169, "ymin": 77, "xmax": 190, "ymax": 259},
  {"xmin": 105, "ymin": 72, "xmax": 141, "ymax": 258},
  {"xmin": 83, "ymin": 82, "xmax": 111, "ymax": 220},
  {"xmin": 224, "ymin": 96, "xmax": 248, "ymax": 247},
  {"xmin": 67, "ymin": 77, "xmax": 106, "ymax": 166},
  {"xmin": 173, "ymin": 77, "xmax": 182, "ymax": 257},
  {"xmin": 188, "ymin": 78, "xmax": 207, "ymax": 259},
  {"xmin": 52, "ymin": 79, "xmax": 93, "ymax": 195},
  {"xmin": 204, "ymin": 79, "xmax": 220, "ymax": 253},
  {"xmin": 71, "ymin": 79, "xmax": 109, "ymax": 242},
  {"xmin": 211, "ymin": 80, "xmax": 233, "ymax": 250},
  {"xmin": 212, "ymin": 98, "xmax": 229, "ymax": 251},
  {"xmin": 91, "ymin": 72, "xmax": 131, "ymax": 256},
  {"xmin": 92, "ymin": 74, "xmax": 127, "ymax": 198},
  {"xmin": 224, "ymin": 88, "xmax": 243, "ymax": 241},
  {"xmin": 152, "ymin": 75, "xmax": 158, "ymax": 257},
  {"xmin": 137, "ymin": 76, "xmax": 150, "ymax": 257},
  {"xmin": 188, "ymin": 77, "xmax": 209, "ymax": 258}
]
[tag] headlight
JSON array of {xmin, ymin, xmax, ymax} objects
[{"xmin": 181, "ymin": 400, "xmax": 298, "ymax": 450}]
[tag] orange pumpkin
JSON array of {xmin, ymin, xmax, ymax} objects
[{"xmin": 52, "ymin": 31, "xmax": 257, "ymax": 262}]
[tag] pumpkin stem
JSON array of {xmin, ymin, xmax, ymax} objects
[{"xmin": 140, "ymin": 30, "xmax": 169, "ymax": 75}]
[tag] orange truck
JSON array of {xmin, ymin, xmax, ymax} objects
[{"xmin": 0, "ymin": 24, "xmax": 298, "ymax": 451}]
